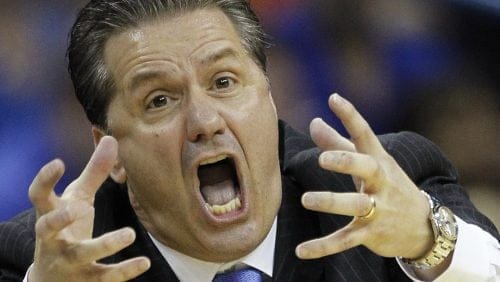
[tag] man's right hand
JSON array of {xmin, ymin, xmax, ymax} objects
[{"xmin": 28, "ymin": 136, "xmax": 150, "ymax": 282}]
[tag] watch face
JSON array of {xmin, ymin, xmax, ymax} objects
[{"xmin": 437, "ymin": 206, "xmax": 458, "ymax": 240}]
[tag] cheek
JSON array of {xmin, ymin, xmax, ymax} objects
[
  {"xmin": 242, "ymin": 88, "xmax": 278, "ymax": 151},
  {"xmin": 228, "ymin": 81, "xmax": 277, "ymax": 132},
  {"xmin": 118, "ymin": 127, "xmax": 186, "ymax": 203},
  {"xmin": 227, "ymin": 85, "xmax": 280, "ymax": 181}
]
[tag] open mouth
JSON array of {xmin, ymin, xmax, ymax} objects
[{"xmin": 198, "ymin": 155, "xmax": 242, "ymax": 216}]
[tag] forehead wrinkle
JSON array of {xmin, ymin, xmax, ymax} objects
[
  {"xmin": 107, "ymin": 9, "xmax": 245, "ymax": 94},
  {"xmin": 184, "ymin": 9, "xmax": 244, "ymax": 62},
  {"xmin": 190, "ymin": 45, "xmax": 242, "ymax": 68},
  {"xmin": 128, "ymin": 64, "xmax": 178, "ymax": 91},
  {"xmin": 106, "ymin": 30, "xmax": 179, "ymax": 90}
]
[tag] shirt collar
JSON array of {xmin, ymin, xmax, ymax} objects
[{"xmin": 149, "ymin": 217, "xmax": 277, "ymax": 282}]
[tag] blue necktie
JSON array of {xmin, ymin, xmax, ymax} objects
[{"xmin": 213, "ymin": 267, "xmax": 262, "ymax": 282}]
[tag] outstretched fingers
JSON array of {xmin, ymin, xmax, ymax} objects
[
  {"xmin": 65, "ymin": 228, "xmax": 137, "ymax": 264},
  {"xmin": 318, "ymin": 150, "xmax": 385, "ymax": 191},
  {"xmin": 296, "ymin": 224, "xmax": 365, "ymax": 259},
  {"xmin": 328, "ymin": 94, "xmax": 384, "ymax": 155},
  {"xmin": 310, "ymin": 118, "xmax": 355, "ymax": 152},
  {"xmin": 97, "ymin": 257, "xmax": 151, "ymax": 281},
  {"xmin": 301, "ymin": 192, "xmax": 374, "ymax": 217},
  {"xmin": 28, "ymin": 136, "xmax": 152, "ymax": 281},
  {"xmin": 29, "ymin": 159, "xmax": 65, "ymax": 215},
  {"xmin": 65, "ymin": 136, "xmax": 118, "ymax": 201},
  {"xmin": 35, "ymin": 202, "xmax": 94, "ymax": 241},
  {"xmin": 296, "ymin": 94, "xmax": 432, "ymax": 261}
]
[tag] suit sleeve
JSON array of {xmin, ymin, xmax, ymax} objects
[
  {"xmin": 380, "ymin": 131, "xmax": 499, "ymax": 240},
  {"xmin": 0, "ymin": 209, "xmax": 36, "ymax": 282}
]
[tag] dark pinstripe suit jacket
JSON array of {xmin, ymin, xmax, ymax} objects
[{"xmin": 1, "ymin": 121, "xmax": 498, "ymax": 281}]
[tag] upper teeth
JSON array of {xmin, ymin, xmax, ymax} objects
[{"xmin": 200, "ymin": 154, "xmax": 228, "ymax": 165}]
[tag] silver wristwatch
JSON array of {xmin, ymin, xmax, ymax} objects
[{"xmin": 403, "ymin": 191, "xmax": 458, "ymax": 269}]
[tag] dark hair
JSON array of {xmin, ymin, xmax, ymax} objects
[{"xmin": 68, "ymin": 0, "xmax": 269, "ymax": 127}]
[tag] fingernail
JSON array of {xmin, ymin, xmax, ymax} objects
[
  {"xmin": 41, "ymin": 159, "xmax": 64, "ymax": 179},
  {"xmin": 311, "ymin": 117, "xmax": 323, "ymax": 125},
  {"xmin": 319, "ymin": 152, "xmax": 337, "ymax": 164},
  {"xmin": 317, "ymin": 118, "xmax": 328, "ymax": 127},
  {"xmin": 139, "ymin": 258, "xmax": 151, "ymax": 271},
  {"xmin": 296, "ymin": 246, "xmax": 309, "ymax": 258},
  {"xmin": 310, "ymin": 118, "xmax": 329, "ymax": 133},
  {"xmin": 302, "ymin": 193, "xmax": 318, "ymax": 206},
  {"xmin": 332, "ymin": 93, "xmax": 346, "ymax": 105},
  {"xmin": 118, "ymin": 228, "xmax": 134, "ymax": 243},
  {"xmin": 48, "ymin": 159, "xmax": 64, "ymax": 170}
]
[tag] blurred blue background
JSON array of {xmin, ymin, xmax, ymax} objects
[{"xmin": 1, "ymin": 0, "xmax": 499, "ymax": 226}]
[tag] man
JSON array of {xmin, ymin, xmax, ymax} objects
[{"xmin": 0, "ymin": 0, "xmax": 498, "ymax": 281}]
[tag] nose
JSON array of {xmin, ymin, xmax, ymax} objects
[{"xmin": 185, "ymin": 93, "xmax": 226, "ymax": 142}]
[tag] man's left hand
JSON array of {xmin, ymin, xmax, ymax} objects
[{"xmin": 295, "ymin": 94, "xmax": 434, "ymax": 260}]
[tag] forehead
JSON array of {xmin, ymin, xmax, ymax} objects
[
  {"xmin": 103, "ymin": 8, "xmax": 247, "ymax": 81},
  {"xmin": 133, "ymin": 8, "xmax": 239, "ymax": 47}
]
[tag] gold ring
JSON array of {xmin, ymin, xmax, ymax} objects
[{"xmin": 358, "ymin": 196, "xmax": 376, "ymax": 220}]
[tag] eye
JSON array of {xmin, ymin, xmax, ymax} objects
[
  {"xmin": 146, "ymin": 94, "xmax": 169, "ymax": 109},
  {"xmin": 213, "ymin": 76, "xmax": 236, "ymax": 90}
]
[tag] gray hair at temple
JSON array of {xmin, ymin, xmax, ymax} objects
[{"xmin": 67, "ymin": 0, "xmax": 270, "ymax": 128}]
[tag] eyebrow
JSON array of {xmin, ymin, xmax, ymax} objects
[
  {"xmin": 128, "ymin": 69, "xmax": 171, "ymax": 92},
  {"xmin": 128, "ymin": 47, "xmax": 240, "ymax": 91},
  {"xmin": 196, "ymin": 47, "xmax": 240, "ymax": 67}
]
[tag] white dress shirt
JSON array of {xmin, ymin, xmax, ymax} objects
[{"xmin": 149, "ymin": 218, "xmax": 277, "ymax": 282}]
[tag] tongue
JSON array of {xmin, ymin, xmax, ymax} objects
[
  {"xmin": 198, "ymin": 160, "xmax": 238, "ymax": 205},
  {"xmin": 201, "ymin": 179, "xmax": 237, "ymax": 205}
]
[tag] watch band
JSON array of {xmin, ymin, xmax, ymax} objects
[{"xmin": 401, "ymin": 191, "xmax": 458, "ymax": 269}]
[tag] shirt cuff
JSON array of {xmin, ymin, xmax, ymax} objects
[
  {"xmin": 396, "ymin": 216, "xmax": 500, "ymax": 281},
  {"xmin": 23, "ymin": 263, "xmax": 32, "ymax": 282}
]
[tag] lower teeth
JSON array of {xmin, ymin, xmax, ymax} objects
[{"xmin": 207, "ymin": 197, "xmax": 242, "ymax": 215}]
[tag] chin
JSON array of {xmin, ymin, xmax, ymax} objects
[{"xmin": 193, "ymin": 220, "xmax": 269, "ymax": 262}]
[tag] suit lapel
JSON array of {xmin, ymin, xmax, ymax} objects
[
  {"xmin": 270, "ymin": 176, "xmax": 325, "ymax": 282},
  {"xmin": 128, "ymin": 220, "xmax": 179, "ymax": 281},
  {"xmin": 93, "ymin": 180, "xmax": 179, "ymax": 281},
  {"xmin": 270, "ymin": 121, "xmax": 325, "ymax": 281}
]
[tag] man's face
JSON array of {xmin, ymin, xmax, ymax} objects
[{"xmin": 102, "ymin": 8, "xmax": 282, "ymax": 262}]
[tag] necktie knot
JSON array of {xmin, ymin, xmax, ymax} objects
[{"xmin": 213, "ymin": 266, "xmax": 262, "ymax": 282}]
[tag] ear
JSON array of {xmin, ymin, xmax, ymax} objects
[
  {"xmin": 92, "ymin": 126, "xmax": 127, "ymax": 183},
  {"xmin": 268, "ymin": 89, "xmax": 278, "ymax": 119}
]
